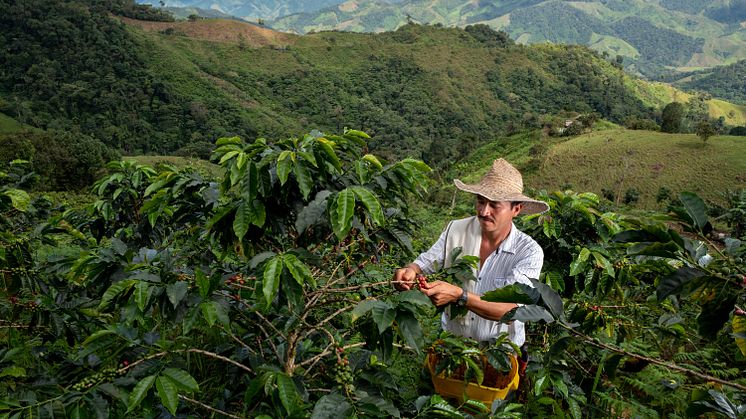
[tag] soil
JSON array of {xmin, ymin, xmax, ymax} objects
[{"xmin": 117, "ymin": 16, "xmax": 297, "ymax": 47}]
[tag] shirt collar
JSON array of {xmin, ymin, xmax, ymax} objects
[{"xmin": 497, "ymin": 222, "xmax": 518, "ymax": 255}]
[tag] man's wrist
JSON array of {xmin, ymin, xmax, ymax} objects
[{"xmin": 456, "ymin": 286, "xmax": 468, "ymax": 307}]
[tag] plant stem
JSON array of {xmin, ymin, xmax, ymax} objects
[
  {"xmin": 179, "ymin": 395, "xmax": 243, "ymax": 419},
  {"xmin": 560, "ymin": 323, "xmax": 746, "ymax": 392}
]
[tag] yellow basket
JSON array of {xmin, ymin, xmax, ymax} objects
[{"xmin": 426, "ymin": 353, "xmax": 519, "ymax": 405}]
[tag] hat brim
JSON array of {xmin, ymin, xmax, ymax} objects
[{"xmin": 454, "ymin": 179, "xmax": 550, "ymax": 215}]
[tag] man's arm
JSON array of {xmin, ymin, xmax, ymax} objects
[
  {"xmin": 420, "ymin": 242, "xmax": 544, "ymax": 320},
  {"xmin": 419, "ymin": 282, "xmax": 516, "ymax": 321}
]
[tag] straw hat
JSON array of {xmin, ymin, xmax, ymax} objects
[{"xmin": 453, "ymin": 158, "xmax": 549, "ymax": 215}]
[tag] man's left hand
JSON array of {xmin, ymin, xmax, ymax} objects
[{"xmin": 419, "ymin": 281, "xmax": 463, "ymax": 307}]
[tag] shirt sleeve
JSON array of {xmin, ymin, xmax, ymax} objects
[{"xmin": 413, "ymin": 224, "xmax": 450, "ymax": 275}]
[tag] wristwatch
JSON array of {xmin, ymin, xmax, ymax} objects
[{"xmin": 456, "ymin": 286, "xmax": 468, "ymax": 307}]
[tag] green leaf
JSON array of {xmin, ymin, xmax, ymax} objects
[
  {"xmin": 200, "ymin": 301, "xmax": 218, "ymax": 327},
  {"xmin": 371, "ymin": 303, "xmax": 396, "ymax": 333},
  {"xmin": 530, "ymin": 278, "xmax": 564, "ymax": 319},
  {"xmin": 295, "ymin": 190, "xmax": 331, "ymax": 234},
  {"xmin": 250, "ymin": 199, "xmax": 266, "ymax": 227},
  {"xmin": 331, "ymin": 189, "xmax": 355, "ymax": 240},
  {"xmin": 503, "ymin": 305, "xmax": 555, "ymax": 323},
  {"xmin": 697, "ymin": 294, "xmax": 737, "ymax": 339},
  {"xmin": 362, "ymin": 154, "xmax": 383, "ymax": 170},
  {"xmin": 233, "ymin": 201, "xmax": 254, "ymax": 241},
  {"xmin": 551, "ymin": 374, "xmax": 569, "ymax": 399},
  {"xmin": 156, "ymin": 376, "xmax": 179, "ymax": 415},
  {"xmin": 215, "ymin": 136, "xmax": 242, "ymax": 146},
  {"xmin": 396, "ymin": 290, "xmax": 431, "ymax": 307},
  {"xmin": 679, "ymin": 192, "xmax": 710, "ymax": 232},
  {"xmin": 134, "ymin": 281, "xmax": 153, "ymax": 312},
  {"xmin": 82, "ymin": 329, "xmax": 117, "ymax": 347},
  {"xmin": 218, "ymin": 150, "xmax": 240, "ymax": 165},
  {"xmin": 99, "ymin": 280, "xmax": 136, "ymax": 309},
  {"xmin": 205, "ymin": 204, "xmax": 236, "ymax": 230},
  {"xmin": 656, "ymin": 267, "xmax": 706, "ymax": 300},
  {"xmin": 482, "ymin": 283, "xmax": 539, "ymax": 305},
  {"xmin": 569, "ymin": 257, "xmax": 587, "ymax": 277},
  {"xmin": 161, "ymin": 368, "xmax": 199, "ymax": 393},
  {"xmin": 284, "ymin": 254, "xmax": 314, "ymax": 286},
  {"xmin": 277, "ymin": 150, "xmax": 294, "ymax": 185},
  {"xmin": 4, "ymin": 189, "xmax": 30, "ymax": 211},
  {"xmin": 127, "ymin": 375, "xmax": 156, "ymax": 412},
  {"xmin": 294, "ymin": 161, "xmax": 314, "ymax": 200},
  {"xmin": 396, "ymin": 313, "xmax": 422, "ymax": 353},
  {"xmin": 195, "ymin": 268, "xmax": 210, "ymax": 299},
  {"xmin": 0, "ymin": 366, "xmax": 26, "ymax": 378},
  {"xmin": 263, "ymin": 256, "xmax": 284, "ymax": 306},
  {"xmin": 243, "ymin": 161, "xmax": 259, "ymax": 200},
  {"xmin": 627, "ymin": 241, "xmax": 682, "ymax": 258},
  {"xmin": 311, "ymin": 394, "xmax": 352, "ymax": 419},
  {"xmin": 276, "ymin": 373, "xmax": 300, "ymax": 415},
  {"xmin": 351, "ymin": 187, "xmax": 384, "ymax": 226},
  {"xmin": 351, "ymin": 299, "xmax": 383, "ymax": 322},
  {"xmin": 734, "ymin": 316, "xmax": 746, "ymax": 356},
  {"xmin": 236, "ymin": 151, "xmax": 248, "ymax": 170},
  {"xmin": 166, "ymin": 281, "xmax": 188, "ymax": 308},
  {"xmin": 314, "ymin": 138, "xmax": 341, "ymax": 172}
]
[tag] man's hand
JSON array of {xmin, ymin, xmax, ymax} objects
[
  {"xmin": 392, "ymin": 265, "xmax": 419, "ymax": 290},
  {"xmin": 419, "ymin": 281, "xmax": 463, "ymax": 307}
]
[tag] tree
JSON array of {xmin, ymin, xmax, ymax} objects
[
  {"xmin": 661, "ymin": 102, "xmax": 684, "ymax": 133},
  {"xmin": 695, "ymin": 119, "xmax": 716, "ymax": 144}
]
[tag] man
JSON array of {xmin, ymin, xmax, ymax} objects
[{"xmin": 393, "ymin": 158, "xmax": 549, "ymax": 347}]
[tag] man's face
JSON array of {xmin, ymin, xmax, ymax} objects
[{"xmin": 475, "ymin": 196, "xmax": 522, "ymax": 234}]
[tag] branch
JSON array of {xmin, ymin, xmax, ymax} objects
[
  {"xmin": 561, "ymin": 323, "xmax": 746, "ymax": 392},
  {"xmin": 179, "ymin": 395, "xmax": 243, "ymax": 419},
  {"xmin": 117, "ymin": 349, "xmax": 252, "ymax": 376}
]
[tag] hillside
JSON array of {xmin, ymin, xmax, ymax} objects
[
  {"xmin": 0, "ymin": 0, "xmax": 663, "ymax": 166},
  {"xmin": 674, "ymin": 59, "xmax": 746, "ymax": 104},
  {"xmin": 118, "ymin": 16, "xmax": 295, "ymax": 46},
  {"xmin": 268, "ymin": 0, "xmax": 746, "ymax": 78},
  {"xmin": 454, "ymin": 129, "xmax": 746, "ymax": 209},
  {"xmin": 2, "ymin": 1, "xmax": 745, "ymax": 174}
]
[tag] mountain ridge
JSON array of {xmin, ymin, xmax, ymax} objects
[{"xmin": 267, "ymin": 0, "xmax": 746, "ymax": 78}]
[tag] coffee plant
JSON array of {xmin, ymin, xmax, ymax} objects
[{"xmin": 1, "ymin": 130, "xmax": 745, "ymax": 418}]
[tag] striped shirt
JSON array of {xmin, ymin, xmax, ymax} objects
[{"xmin": 414, "ymin": 217, "xmax": 543, "ymax": 346}]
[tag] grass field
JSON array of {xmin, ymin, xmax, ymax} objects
[
  {"xmin": 0, "ymin": 112, "xmax": 23, "ymax": 133},
  {"xmin": 528, "ymin": 129, "xmax": 746, "ymax": 208},
  {"xmin": 126, "ymin": 155, "xmax": 223, "ymax": 178}
]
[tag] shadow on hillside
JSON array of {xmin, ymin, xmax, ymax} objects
[{"xmin": 675, "ymin": 141, "xmax": 706, "ymax": 149}]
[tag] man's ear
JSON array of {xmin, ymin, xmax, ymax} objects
[{"xmin": 512, "ymin": 203, "xmax": 523, "ymax": 216}]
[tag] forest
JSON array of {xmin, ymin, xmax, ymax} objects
[{"xmin": 1, "ymin": 0, "xmax": 746, "ymax": 418}]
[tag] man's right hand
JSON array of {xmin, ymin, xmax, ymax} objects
[{"xmin": 393, "ymin": 265, "xmax": 419, "ymax": 290}]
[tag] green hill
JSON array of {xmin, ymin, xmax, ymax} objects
[
  {"xmin": 2, "ymin": 1, "xmax": 744, "ymax": 178},
  {"xmin": 453, "ymin": 128, "xmax": 746, "ymax": 209},
  {"xmin": 674, "ymin": 59, "xmax": 746, "ymax": 104},
  {"xmin": 1, "ymin": 0, "xmax": 671, "ymax": 167},
  {"xmin": 268, "ymin": 0, "xmax": 746, "ymax": 79},
  {"xmin": 0, "ymin": 112, "xmax": 23, "ymax": 134}
]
